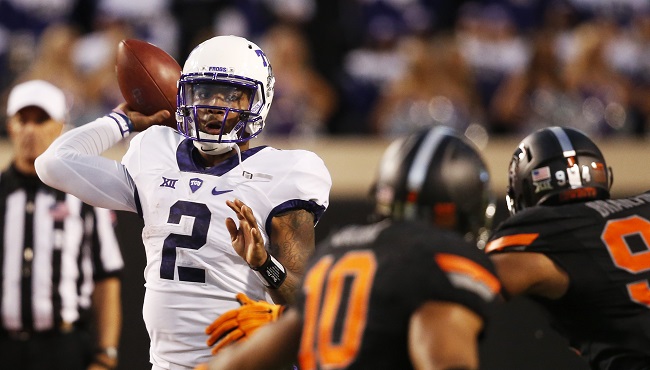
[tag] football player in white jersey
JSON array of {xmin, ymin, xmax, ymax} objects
[{"xmin": 34, "ymin": 35, "xmax": 332, "ymax": 370}]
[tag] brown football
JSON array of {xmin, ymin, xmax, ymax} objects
[{"xmin": 116, "ymin": 39, "xmax": 181, "ymax": 129}]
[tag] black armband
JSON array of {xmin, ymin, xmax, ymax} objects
[{"xmin": 251, "ymin": 253, "xmax": 286, "ymax": 289}]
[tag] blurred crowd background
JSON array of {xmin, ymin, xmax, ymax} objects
[{"xmin": 2, "ymin": 0, "xmax": 650, "ymax": 141}]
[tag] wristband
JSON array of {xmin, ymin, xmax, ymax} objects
[
  {"xmin": 107, "ymin": 111, "xmax": 133, "ymax": 137},
  {"xmin": 93, "ymin": 346, "xmax": 118, "ymax": 369},
  {"xmin": 96, "ymin": 346, "xmax": 118, "ymax": 360},
  {"xmin": 251, "ymin": 253, "xmax": 286, "ymax": 289}
]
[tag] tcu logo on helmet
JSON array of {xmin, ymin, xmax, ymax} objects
[
  {"xmin": 254, "ymin": 49, "xmax": 275, "ymax": 98},
  {"xmin": 266, "ymin": 66, "xmax": 274, "ymax": 98}
]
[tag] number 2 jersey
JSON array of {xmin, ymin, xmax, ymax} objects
[
  {"xmin": 35, "ymin": 118, "xmax": 331, "ymax": 369},
  {"xmin": 295, "ymin": 219, "xmax": 501, "ymax": 370},
  {"xmin": 486, "ymin": 194, "xmax": 650, "ymax": 370}
]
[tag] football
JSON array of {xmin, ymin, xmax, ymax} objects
[{"xmin": 116, "ymin": 39, "xmax": 181, "ymax": 129}]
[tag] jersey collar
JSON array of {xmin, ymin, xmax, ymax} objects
[{"xmin": 176, "ymin": 139, "xmax": 266, "ymax": 176}]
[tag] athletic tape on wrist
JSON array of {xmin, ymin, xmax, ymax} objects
[
  {"xmin": 107, "ymin": 111, "xmax": 133, "ymax": 137},
  {"xmin": 251, "ymin": 253, "xmax": 286, "ymax": 289}
]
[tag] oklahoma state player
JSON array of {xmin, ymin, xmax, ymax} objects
[
  {"xmin": 487, "ymin": 126, "xmax": 650, "ymax": 370},
  {"xmin": 195, "ymin": 126, "xmax": 502, "ymax": 370}
]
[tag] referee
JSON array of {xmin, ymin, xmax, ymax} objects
[{"xmin": 0, "ymin": 80, "xmax": 124, "ymax": 370}]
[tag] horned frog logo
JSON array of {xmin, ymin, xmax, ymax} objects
[{"xmin": 266, "ymin": 63, "xmax": 275, "ymax": 98}]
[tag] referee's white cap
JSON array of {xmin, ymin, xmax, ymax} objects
[{"xmin": 7, "ymin": 80, "xmax": 67, "ymax": 122}]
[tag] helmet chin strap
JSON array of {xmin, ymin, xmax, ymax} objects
[
  {"xmin": 193, "ymin": 140, "xmax": 235, "ymax": 155},
  {"xmin": 194, "ymin": 134, "xmax": 248, "ymax": 178},
  {"xmin": 193, "ymin": 130, "xmax": 238, "ymax": 155}
]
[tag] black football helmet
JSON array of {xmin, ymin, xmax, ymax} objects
[
  {"xmin": 373, "ymin": 126, "xmax": 495, "ymax": 248},
  {"xmin": 506, "ymin": 126, "xmax": 612, "ymax": 215}
]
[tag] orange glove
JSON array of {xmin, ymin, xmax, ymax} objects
[{"xmin": 206, "ymin": 293, "xmax": 286, "ymax": 355}]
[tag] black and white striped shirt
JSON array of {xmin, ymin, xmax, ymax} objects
[{"xmin": 0, "ymin": 164, "xmax": 123, "ymax": 333}]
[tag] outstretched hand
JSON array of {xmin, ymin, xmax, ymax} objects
[
  {"xmin": 114, "ymin": 102, "xmax": 171, "ymax": 131},
  {"xmin": 225, "ymin": 199, "xmax": 268, "ymax": 268}
]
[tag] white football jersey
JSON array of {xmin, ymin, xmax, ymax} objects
[{"xmin": 122, "ymin": 126, "xmax": 331, "ymax": 369}]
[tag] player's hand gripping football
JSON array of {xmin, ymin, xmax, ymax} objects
[
  {"xmin": 113, "ymin": 102, "xmax": 172, "ymax": 132},
  {"xmin": 225, "ymin": 198, "xmax": 269, "ymax": 268},
  {"xmin": 205, "ymin": 292, "xmax": 285, "ymax": 354}
]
